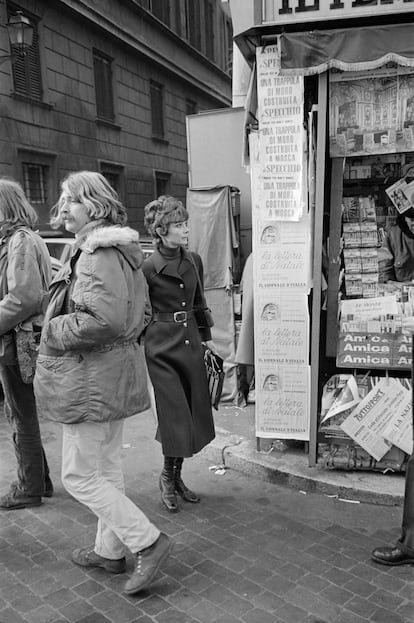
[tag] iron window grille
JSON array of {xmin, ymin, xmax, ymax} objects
[{"xmin": 23, "ymin": 163, "xmax": 46, "ymax": 204}]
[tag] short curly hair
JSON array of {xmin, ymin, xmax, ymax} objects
[{"xmin": 144, "ymin": 195, "xmax": 188, "ymax": 245}]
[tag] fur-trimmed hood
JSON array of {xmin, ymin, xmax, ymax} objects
[{"xmin": 78, "ymin": 224, "xmax": 144, "ymax": 269}]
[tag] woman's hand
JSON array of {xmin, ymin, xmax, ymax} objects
[
  {"xmin": 203, "ymin": 340, "xmax": 220, "ymax": 356},
  {"xmin": 402, "ymin": 317, "xmax": 414, "ymax": 334}
]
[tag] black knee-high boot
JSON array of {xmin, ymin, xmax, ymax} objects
[
  {"xmin": 159, "ymin": 456, "xmax": 178, "ymax": 512},
  {"xmin": 174, "ymin": 458, "xmax": 200, "ymax": 503}
]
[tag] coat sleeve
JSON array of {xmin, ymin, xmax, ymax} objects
[
  {"xmin": 0, "ymin": 231, "xmax": 49, "ymax": 335},
  {"xmin": 192, "ymin": 253, "xmax": 212, "ymax": 342},
  {"xmin": 43, "ymin": 248, "xmax": 129, "ymax": 350},
  {"xmin": 143, "ymin": 278, "xmax": 152, "ymax": 328},
  {"xmin": 378, "ymin": 230, "xmax": 396, "ymax": 282}
]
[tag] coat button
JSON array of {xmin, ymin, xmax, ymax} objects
[
  {"xmin": 185, "ymin": 339, "xmax": 190, "ymax": 345},
  {"xmin": 183, "ymin": 322, "xmax": 187, "ymax": 327},
  {"xmin": 179, "ymin": 283, "xmax": 184, "ymax": 288},
  {"xmin": 182, "ymin": 301, "xmax": 186, "ymax": 307}
]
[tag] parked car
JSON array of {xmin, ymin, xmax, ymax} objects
[
  {"xmin": 140, "ymin": 237, "xmax": 155, "ymax": 260},
  {"xmin": 40, "ymin": 232, "xmax": 73, "ymax": 274}
]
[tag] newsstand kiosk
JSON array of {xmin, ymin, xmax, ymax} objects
[{"xmin": 230, "ymin": 1, "xmax": 414, "ymax": 468}]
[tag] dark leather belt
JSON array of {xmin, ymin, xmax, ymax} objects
[{"xmin": 152, "ymin": 310, "xmax": 194, "ymax": 323}]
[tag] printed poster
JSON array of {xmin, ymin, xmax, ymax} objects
[
  {"xmin": 256, "ymin": 293, "xmax": 309, "ymax": 364},
  {"xmin": 256, "ymin": 44, "xmax": 305, "ymax": 221},
  {"xmin": 256, "ymin": 216, "xmax": 311, "ymax": 289},
  {"xmin": 250, "ymin": 131, "xmax": 311, "ymax": 440},
  {"xmin": 255, "ymin": 365, "xmax": 309, "ymax": 439},
  {"xmin": 330, "ymin": 72, "xmax": 414, "ymax": 157}
]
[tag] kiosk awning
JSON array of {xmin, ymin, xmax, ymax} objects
[{"xmin": 280, "ymin": 23, "xmax": 414, "ymax": 75}]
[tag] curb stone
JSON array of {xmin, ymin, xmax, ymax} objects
[{"xmin": 200, "ymin": 427, "xmax": 405, "ymax": 507}]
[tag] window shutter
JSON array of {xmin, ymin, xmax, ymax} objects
[{"xmin": 12, "ymin": 22, "xmax": 42, "ymax": 100}]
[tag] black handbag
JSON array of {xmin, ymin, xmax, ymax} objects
[
  {"xmin": 188, "ymin": 253, "xmax": 214, "ymax": 328},
  {"xmin": 203, "ymin": 347, "xmax": 224, "ymax": 410}
]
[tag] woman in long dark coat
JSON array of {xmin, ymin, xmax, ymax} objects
[{"xmin": 143, "ymin": 196, "xmax": 216, "ymax": 512}]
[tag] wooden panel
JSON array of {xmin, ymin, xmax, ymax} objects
[
  {"xmin": 309, "ymin": 72, "xmax": 328, "ymax": 467},
  {"xmin": 325, "ymin": 158, "xmax": 344, "ymax": 359}
]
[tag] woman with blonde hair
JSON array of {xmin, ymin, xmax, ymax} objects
[
  {"xmin": 0, "ymin": 178, "xmax": 53, "ymax": 510},
  {"xmin": 34, "ymin": 171, "xmax": 171, "ymax": 595},
  {"xmin": 143, "ymin": 195, "xmax": 216, "ymax": 513}
]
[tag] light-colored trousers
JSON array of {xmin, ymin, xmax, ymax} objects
[{"xmin": 61, "ymin": 419, "xmax": 159, "ymax": 560}]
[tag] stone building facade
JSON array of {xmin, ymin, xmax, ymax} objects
[{"xmin": 0, "ymin": 0, "xmax": 232, "ymax": 231}]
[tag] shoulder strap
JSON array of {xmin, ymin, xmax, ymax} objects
[{"xmin": 12, "ymin": 227, "xmax": 51, "ymax": 291}]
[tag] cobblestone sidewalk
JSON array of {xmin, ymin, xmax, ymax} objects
[{"xmin": 0, "ymin": 410, "xmax": 413, "ymax": 623}]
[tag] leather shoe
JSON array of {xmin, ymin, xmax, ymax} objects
[
  {"xmin": 0, "ymin": 484, "xmax": 41, "ymax": 510},
  {"xmin": 71, "ymin": 547, "xmax": 126, "ymax": 574},
  {"xmin": 371, "ymin": 546, "xmax": 414, "ymax": 566},
  {"xmin": 9, "ymin": 479, "xmax": 53, "ymax": 499},
  {"xmin": 175, "ymin": 478, "xmax": 200, "ymax": 503},
  {"xmin": 124, "ymin": 532, "xmax": 172, "ymax": 595},
  {"xmin": 159, "ymin": 474, "xmax": 178, "ymax": 513},
  {"xmin": 43, "ymin": 475, "xmax": 54, "ymax": 498}
]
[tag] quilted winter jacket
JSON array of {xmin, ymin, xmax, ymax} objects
[{"xmin": 34, "ymin": 224, "xmax": 150, "ymax": 424}]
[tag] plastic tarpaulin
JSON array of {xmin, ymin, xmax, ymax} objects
[
  {"xmin": 187, "ymin": 186, "xmax": 239, "ymax": 401},
  {"xmin": 186, "ymin": 186, "xmax": 238, "ymax": 291},
  {"xmin": 279, "ymin": 23, "xmax": 414, "ymax": 76}
]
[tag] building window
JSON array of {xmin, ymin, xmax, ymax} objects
[
  {"xmin": 23, "ymin": 163, "xmax": 46, "ymax": 204},
  {"xmin": 186, "ymin": 99, "xmax": 197, "ymax": 116},
  {"xmin": 9, "ymin": 6, "xmax": 42, "ymax": 101},
  {"xmin": 99, "ymin": 162, "xmax": 125, "ymax": 200},
  {"xmin": 151, "ymin": 0, "xmax": 170, "ymax": 26},
  {"xmin": 103, "ymin": 171, "xmax": 120, "ymax": 194},
  {"xmin": 19, "ymin": 149, "xmax": 57, "ymax": 229},
  {"xmin": 150, "ymin": 80, "xmax": 165, "ymax": 139},
  {"xmin": 93, "ymin": 50, "xmax": 115, "ymax": 122},
  {"xmin": 205, "ymin": 0, "xmax": 215, "ymax": 62},
  {"xmin": 186, "ymin": 0, "xmax": 201, "ymax": 51},
  {"xmin": 155, "ymin": 171, "xmax": 171, "ymax": 197}
]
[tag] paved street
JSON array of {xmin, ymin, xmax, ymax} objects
[{"xmin": 1, "ymin": 407, "xmax": 413, "ymax": 623}]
